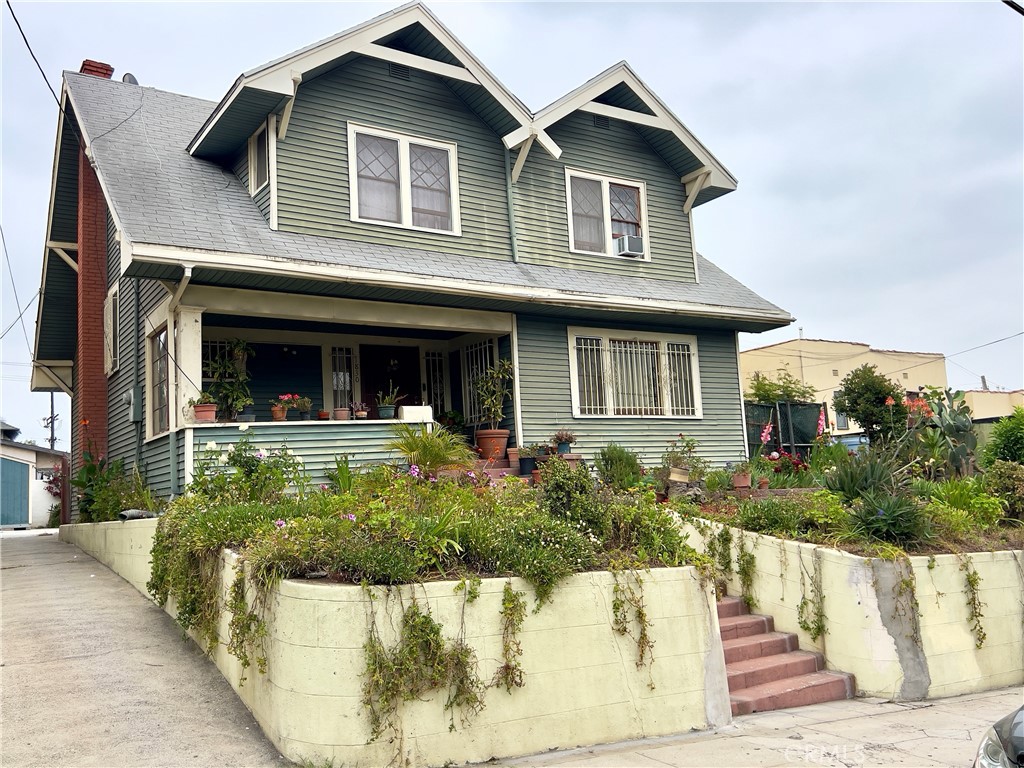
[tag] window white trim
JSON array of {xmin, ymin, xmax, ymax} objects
[
  {"xmin": 268, "ymin": 114, "xmax": 278, "ymax": 229},
  {"xmin": 103, "ymin": 284, "xmax": 119, "ymax": 376},
  {"xmin": 347, "ymin": 121, "xmax": 462, "ymax": 236},
  {"xmin": 146, "ymin": 324, "xmax": 170, "ymax": 438},
  {"xmin": 248, "ymin": 121, "xmax": 269, "ymax": 195},
  {"xmin": 566, "ymin": 326, "xmax": 702, "ymax": 419},
  {"xmin": 564, "ymin": 167, "xmax": 650, "ymax": 262}
]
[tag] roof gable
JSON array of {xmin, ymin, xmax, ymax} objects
[{"xmin": 190, "ymin": 2, "xmax": 538, "ymax": 159}]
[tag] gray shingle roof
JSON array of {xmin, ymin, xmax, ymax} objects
[{"xmin": 64, "ymin": 72, "xmax": 791, "ymax": 324}]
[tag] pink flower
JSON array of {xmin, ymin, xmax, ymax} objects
[
  {"xmin": 760, "ymin": 422, "xmax": 774, "ymax": 445},
  {"xmin": 816, "ymin": 406, "xmax": 826, "ymax": 437},
  {"xmin": 274, "ymin": 519, "xmax": 286, "ymax": 528}
]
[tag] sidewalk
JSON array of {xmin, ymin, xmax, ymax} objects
[
  {"xmin": 1, "ymin": 530, "xmax": 287, "ymax": 768},
  {"xmin": 499, "ymin": 687, "xmax": 1022, "ymax": 767}
]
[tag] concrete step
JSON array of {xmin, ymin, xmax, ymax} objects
[
  {"xmin": 722, "ymin": 632, "xmax": 799, "ymax": 664},
  {"xmin": 730, "ymin": 671, "xmax": 856, "ymax": 716},
  {"xmin": 727, "ymin": 650, "xmax": 824, "ymax": 692},
  {"xmin": 719, "ymin": 613, "xmax": 774, "ymax": 641},
  {"xmin": 716, "ymin": 596, "xmax": 748, "ymax": 620}
]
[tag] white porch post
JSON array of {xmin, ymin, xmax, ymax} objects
[{"xmin": 175, "ymin": 305, "xmax": 205, "ymax": 426}]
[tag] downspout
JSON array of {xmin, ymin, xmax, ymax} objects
[
  {"xmin": 133, "ymin": 277, "xmax": 143, "ymax": 470},
  {"xmin": 504, "ymin": 148, "xmax": 519, "ymax": 263}
]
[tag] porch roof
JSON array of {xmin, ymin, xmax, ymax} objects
[{"xmin": 61, "ymin": 72, "xmax": 793, "ymax": 332}]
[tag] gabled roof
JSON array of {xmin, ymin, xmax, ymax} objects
[
  {"xmin": 55, "ymin": 72, "xmax": 791, "ymax": 332},
  {"xmin": 501, "ymin": 62, "xmax": 737, "ymax": 207},
  {"xmin": 189, "ymin": 2, "xmax": 554, "ymax": 160}
]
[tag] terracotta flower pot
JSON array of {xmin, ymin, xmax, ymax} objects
[
  {"xmin": 317, "ymin": 411, "xmax": 330, "ymax": 420},
  {"xmin": 732, "ymin": 472, "xmax": 752, "ymax": 490},
  {"xmin": 192, "ymin": 403, "xmax": 217, "ymax": 423},
  {"xmin": 476, "ymin": 428, "xmax": 510, "ymax": 461},
  {"xmin": 270, "ymin": 405, "xmax": 286, "ymax": 422},
  {"xmin": 757, "ymin": 477, "xmax": 770, "ymax": 490},
  {"xmin": 333, "ymin": 408, "xmax": 351, "ymax": 421}
]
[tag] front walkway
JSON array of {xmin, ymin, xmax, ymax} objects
[
  {"xmin": 499, "ymin": 687, "xmax": 1021, "ymax": 767},
  {"xmin": 0, "ymin": 530, "xmax": 286, "ymax": 768}
]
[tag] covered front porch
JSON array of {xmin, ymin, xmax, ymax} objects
[{"xmin": 156, "ymin": 285, "xmax": 517, "ymax": 487}]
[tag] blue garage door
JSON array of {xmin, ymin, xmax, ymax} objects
[{"xmin": 1, "ymin": 458, "xmax": 30, "ymax": 526}]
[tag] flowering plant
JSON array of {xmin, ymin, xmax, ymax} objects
[
  {"xmin": 294, "ymin": 396, "xmax": 313, "ymax": 413},
  {"xmin": 350, "ymin": 401, "xmax": 369, "ymax": 412},
  {"xmin": 270, "ymin": 393, "xmax": 301, "ymax": 410}
]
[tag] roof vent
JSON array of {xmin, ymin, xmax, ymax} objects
[
  {"xmin": 122, "ymin": 73, "xmax": 139, "ymax": 85},
  {"xmin": 389, "ymin": 62, "xmax": 410, "ymax": 80},
  {"xmin": 593, "ymin": 114, "xmax": 610, "ymax": 129}
]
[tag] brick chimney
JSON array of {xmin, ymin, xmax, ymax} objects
[
  {"xmin": 79, "ymin": 60, "xmax": 114, "ymax": 79},
  {"xmin": 75, "ymin": 138, "xmax": 109, "ymax": 463}
]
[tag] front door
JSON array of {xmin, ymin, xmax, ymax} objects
[{"xmin": 360, "ymin": 345, "xmax": 422, "ymax": 417}]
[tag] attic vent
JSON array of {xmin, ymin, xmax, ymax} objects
[
  {"xmin": 389, "ymin": 62, "xmax": 410, "ymax": 80},
  {"xmin": 593, "ymin": 114, "xmax": 610, "ymax": 129}
]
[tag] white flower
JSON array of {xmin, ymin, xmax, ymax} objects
[
  {"xmin": 205, "ymin": 441, "xmax": 217, "ymax": 451},
  {"xmin": 238, "ymin": 424, "xmax": 250, "ymax": 432},
  {"xmin": 218, "ymin": 452, "xmax": 229, "ymax": 465}
]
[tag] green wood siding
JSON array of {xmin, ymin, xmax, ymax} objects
[
  {"xmin": 275, "ymin": 56, "xmax": 512, "ymax": 260},
  {"xmin": 514, "ymin": 315, "xmax": 745, "ymax": 466},
  {"xmin": 512, "ymin": 112, "xmax": 696, "ymax": 283},
  {"xmin": 106, "ymin": 275, "xmax": 168, "ymax": 475},
  {"xmin": 232, "ymin": 144, "xmax": 271, "ymax": 225},
  {"xmin": 192, "ymin": 421, "xmax": 428, "ymax": 485},
  {"xmin": 141, "ymin": 434, "xmax": 172, "ymax": 496},
  {"xmin": 106, "ymin": 209, "xmax": 119, "ymax": 287}
]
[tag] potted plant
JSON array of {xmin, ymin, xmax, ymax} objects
[
  {"xmin": 295, "ymin": 395, "xmax": 313, "ymax": 420},
  {"xmin": 270, "ymin": 393, "xmax": 299, "ymax": 421},
  {"xmin": 731, "ymin": 459, "xmax": 753, "ymax": 490},
  {"xmin": 317, "ymin": 409, "xmax": 330, "ymax": 420},
  {"xmin": 188, "ymin": 392, "xmax": 218, "ymax": 423},
  {"xmin": 518, "ymin": 444, "xmax": 545, "ymax": 475},
  {"xmin": 237, "ymin": 397, "xmax": 256, "ymax": 423},
  {"xmin": 662, "ymin": 433, "xmax": 709, "ymax": 484},
  {"xmin": 552, "ymin": 429, "xmax": 577, "ymax": 455},
  {"xmin": 474, "ymin": 359, "xmax": 514, "ymax": 461},
  {"xmin": 375, "ymin": 384, "xmax": 405, "ymax": 419},
  {"xmin": 207, "ymin": 353, "xmax": 253, "ymax": 421},
  {"xmin": 334, "ymin": 405, "xmax": 351, "ymax": 421},
  {"xmin": 351, "ymin": 401, "xmax": 369, "ymax": 419}
]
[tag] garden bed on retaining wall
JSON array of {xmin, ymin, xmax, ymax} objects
[
  {"xmin": 60, "ymin": 520, "xmax": 731, "ymax": 767},
  {"xmin": 682, "ymin": 519, "xmax": 1024, "ymax": 700}
]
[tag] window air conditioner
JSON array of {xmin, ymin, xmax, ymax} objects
[{"xmin": 614, "ymin": 235, "xmax": 644, "ymax": 257}]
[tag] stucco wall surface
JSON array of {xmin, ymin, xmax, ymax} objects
[
  {"xmin": 60, "ymin": 519, "xmax": 157, "ymax": 596},
  {"xmin": 59, "ymin": 520, "xmax": 731, "ymax": 767},
  {"xmin": 683, "ymin": 520, "xmax": 1024, "ymax": 700}
]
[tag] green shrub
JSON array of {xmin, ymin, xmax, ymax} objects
[
  {"xmin": 595, "ymin": 444, "xmax": 642, "ymax": 491},
  {"xmin": 842, "ymin": 493, "xmax": 930, "ymax": 547},
  {"xmin": 832, "ymin": 364, "xmax": 909, "ymax": 443},
  {"xmin": 703, "ymin": 469, "xmax": 732, "ymax": 495},
  {"xmin": 386, "ymin": 423, "xmax": 476, "ymax": 476},
  {"xmin": 735, "ymin": 497, "xmax": 804, "ymax": 537},
  {"xmin": 983, "ymin": 407, "xmax": 1024, "ymax": 466},
  {"xmin": 983, "ymin": 460, "xmax": 1024, "ymax": 521},
  {"xmin": 603, "ymin": 489, "xmax": 692, "ymax": 566},
  {"xmin": 189, "ymin": 432, "xmax": 306, "ymax": 503},
  {"xmin": 71, "ymin": 451, "xmax": 124, "ymax": 522},
  {"xmin": 927, "ymin": 478, "xmax": 1005, "ymax": 529},
  {"xmin": 824, "ymin": 448, "xmax": 905, "ymax": 504},
  {"xmin": 540, "ymin": 456, "xmax": 610, "ymax": 538},
  {"xmin": 90, "ymin": 468, "xmax": 163, "ymax": 522}
]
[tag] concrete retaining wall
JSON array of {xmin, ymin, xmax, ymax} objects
[
  {"xmin": 61, "ymin": 520, "xmax": 731, "ymax": 766},
  {"xmin": 682, "ymin": 520, "xmax": 1024, "ymax": 700}
]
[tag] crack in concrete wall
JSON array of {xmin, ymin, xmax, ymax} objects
[{"xmin": 871, "ymin": 559, "xmax": 930, "ymax": 700}]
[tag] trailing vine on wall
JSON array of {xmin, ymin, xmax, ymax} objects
[
  {"xmin": 736, "ymin": 535, "xmax": 757, "ymax": 610},
  {"xmin": 491, "ymin": 581, "xmax": 526, "ymax": 693},
  {"xmin": 796, "ymin": 550, "xmax": 826, "ymax": 641},
  {"xmin": 955, "ymin": 553, "xmax": 987, "ymax": 648},
  {"xmin": 611, "ymin": 568, "xmax": 656, "ymax": 689}
]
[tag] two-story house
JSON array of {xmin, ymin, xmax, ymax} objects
[{"xmin": 32, "ymin": 3, "xmax": 792, "ymax": 498}]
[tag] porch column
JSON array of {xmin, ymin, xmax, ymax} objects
[{"xmin": 175, "ymin": 305, "xmax": 205, "ymax": 426}]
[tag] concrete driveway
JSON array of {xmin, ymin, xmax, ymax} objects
[{"xmin": 1, "ymin": 530, "xmax": 287, "ymax": 768}]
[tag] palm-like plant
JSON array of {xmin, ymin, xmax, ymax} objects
[{"xmin": 386, "ymin": 423, "xmax": 477, "ymax": 475}]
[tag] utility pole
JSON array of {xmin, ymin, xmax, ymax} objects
[{"xmin": 42, "ymin": 393, "xmax": 58, "ymax": 449}]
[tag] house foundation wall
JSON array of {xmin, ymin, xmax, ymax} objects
[
  {"xmin": 61, "ymin": 519, "xmax": 731, "ymax": 766},
  {"xmin": 682, "ymin": 520, "xmax": 1024, "ymax": 699}
]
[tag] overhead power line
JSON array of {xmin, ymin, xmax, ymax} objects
[{"xmin": 0, "ymin": 224, "xmax": 33, "ymax": 355}]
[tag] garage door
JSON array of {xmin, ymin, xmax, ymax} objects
[{"xmin": 1, "ymin": 458, "xmax": 30, "ymax": 526}]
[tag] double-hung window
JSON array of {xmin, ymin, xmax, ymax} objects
[
  {"xmin": 150, "ymin": 328, "xmax": 169, "ymax": 434},
  {"xmin": 568, "ymin": 327, "xmax": 701, "ymax": 418},
  {"xmin": 249, "ymin": 122, "xmax": 269, "ymax": 195},
  {"xmin": 348, "ymin": 123, "xmax": 460, "ymax": 235},
  {"xmin": 566, "ymin": 169, "xmax": 649, "ymax": 260}
]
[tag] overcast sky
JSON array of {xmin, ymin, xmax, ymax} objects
[{"xmin": 2, "ymin": 1, "xmax": 1021, "ymax": 448}]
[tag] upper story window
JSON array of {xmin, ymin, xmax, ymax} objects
[
  {"xmin": 249, "ymin": 122, "xmax": 269, "ymax": 195},
  {"xmin": 565, "ymin": 169, "xmax": 649, "ymax": 261},
  {"xmin": 347, "ymin": 123, "xmax": 461, "ymax": 235}
]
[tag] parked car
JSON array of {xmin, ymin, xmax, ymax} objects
[{"xmin": 973, "ymin": 706, "xmax": 1022, "ymax": 768}]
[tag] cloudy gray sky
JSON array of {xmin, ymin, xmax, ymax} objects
[{"xmin": 2, "ymin": 1, "xmax": 1021, "ymax": 448}]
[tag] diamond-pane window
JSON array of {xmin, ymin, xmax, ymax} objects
[
  {"xmin": 356, "ymin": 134, "xmax": 400, "ymax": 222},
  {"xmin": 570, "ymin": 176, "xmax": 605, "ymax": 252},
  {"xmin": 411, "ymin": 144, "xmax": 451, "ymax": 231},
  {"xmin": 567, "ymin": 171, "xmax": 648, "ymax": 257},
  {"xmin": 610, "ymin": 183, "xmax": 640, "ymax": 238},
  {"xmin": 349, "ymin": 125, "xmax": 460, "ymax": 234}
]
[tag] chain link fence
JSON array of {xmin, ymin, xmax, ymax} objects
[{"xmin": 745, "ymin": 401, "xmax": 829, "ymax": 460}]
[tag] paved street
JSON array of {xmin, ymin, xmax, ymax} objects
[
  {"xmin": 2, "ymin": 529, "xmax": 1020, "ymax": 768},
  {"xmin": 1, "ymin": 530, "xmax": 286, "ymax": 768}
]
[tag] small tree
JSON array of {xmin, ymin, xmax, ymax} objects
[
  {"xmin": 832, "ymin": 364, "xmax": 907, "ymax": 443},
  {"xmin": 983, "ymin": 406, "xmax": 1024, "ymax": 466},
  {"xmin": 745, "ymin": 367, "xmax": 816, "ymax": 404}
]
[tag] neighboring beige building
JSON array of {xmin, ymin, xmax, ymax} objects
[
  {"xmin": 963, "ymin": 390, "xmax": 1023, "ymax": 421},
  {"xmin": 740, "ymin": 339, "xmax": 948, "ymax": 436}
]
